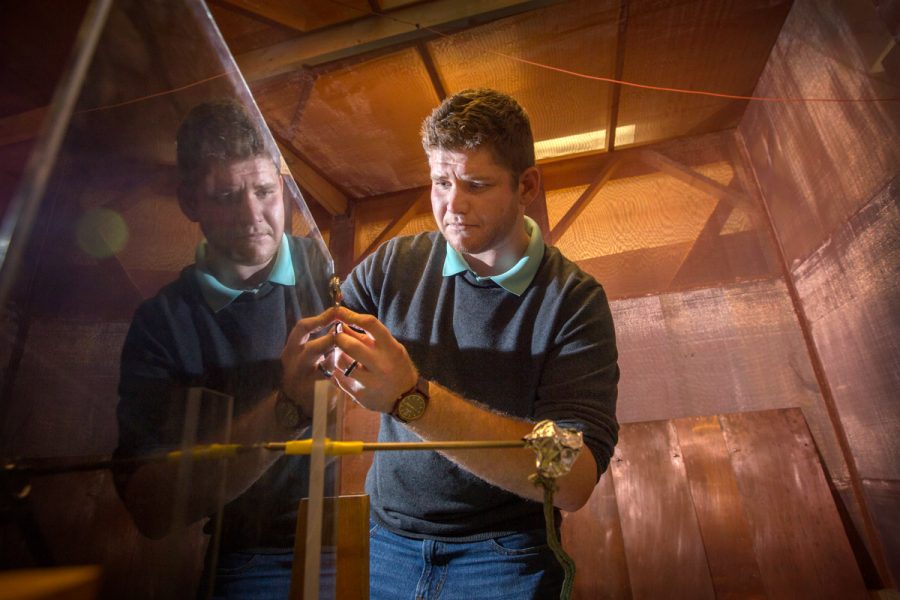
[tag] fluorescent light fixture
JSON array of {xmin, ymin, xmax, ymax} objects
[{"xmin": 534, "ymin": 124, "xmax": 636, "ymax": 160}]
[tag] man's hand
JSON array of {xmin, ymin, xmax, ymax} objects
[
  {"xmin": 329, "ymin": 307, "xmax": 418, "ymax": 413},
  {"xmin": 281, "ymin": 308, "xmax": 338, "ymax": 416}
]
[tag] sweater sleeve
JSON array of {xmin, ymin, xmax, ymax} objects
[{"xmin": 533, "ymin": 275, "xmax": 620, "ymax": 480}]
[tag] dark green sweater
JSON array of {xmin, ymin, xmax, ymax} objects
[
  {"xmin": 342, "ymin": 232, "xmax": 619, "ymax": 540},
  {"xmin": 114, "ymin": 236, "xmax": 331, "ymax": 551}
]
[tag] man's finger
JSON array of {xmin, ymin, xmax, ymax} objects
[
  {"xmin": 335, "ymin": 307, "xmax": 394, "ymax": 345},
  {"xmin": 286, "ymin": 307, "xmax": 337, "ymax": 347}
]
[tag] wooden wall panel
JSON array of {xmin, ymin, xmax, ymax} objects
[
  {"xmin": 561, "ymin": 474, "xmax": 631, "ymax": 600},
  {"xmin": 610, "ymin": 420, "xmax": 715, "ymax": 599},
  {"xmin": 720, "ymin": 410, "xmax": 867, "ymax": 599},
  {"xmin": 674, "ymin": 416, "xmax": 766, "ymax": 599},
  {"xmin": 562, "ymin": 409, "xmax": 868, "ymax": 598}
]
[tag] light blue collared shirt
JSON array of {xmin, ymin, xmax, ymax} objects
[
  {"xmin": 195, "ymin": 234, "xmax": 296, "ymax": 312},
  {"xmin": 442, "ymin": 216, "xmax": 545, "ymax": 296}
]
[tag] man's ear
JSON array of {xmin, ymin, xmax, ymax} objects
[
  {"xmin": 518, "ymin": 165, "xmax": 541, "ymax": 208},
  {"xmin": 177, "ymin": 182, "xmax": 200, "ymax": 222}
]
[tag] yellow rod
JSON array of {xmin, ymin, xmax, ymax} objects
[{"xmin": 266, "ymin": 439, "xmax": 526, "ymax": 456}]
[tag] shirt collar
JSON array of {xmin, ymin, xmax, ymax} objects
[
  {"xmin": 195, "ymin": 233, "xmax": 295, "ymax": 312},
  {"xmin": 442, "ymin": 216, "xmax": 545, "ymax": 296}
]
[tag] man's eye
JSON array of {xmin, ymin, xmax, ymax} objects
[{"xmin": 433, "ymin": 180, "xmax": 451, "ymax": 190}]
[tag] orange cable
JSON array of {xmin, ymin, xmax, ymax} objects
[{"xmin": 75, "ymin": 71, "xmax": 232, "ymax": 115}]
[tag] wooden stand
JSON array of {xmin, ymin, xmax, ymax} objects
[
  {"xmin": 0, "ymin": 566, "xmax": 101, "ymax": 600},
  {"xmin": 290, "ymin": 494, "xmax": 369, "ymax": 600}
]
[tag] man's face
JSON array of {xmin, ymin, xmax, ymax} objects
[
  {"xmin": 429, "ymin": 146, "xmax": 535, "ymax": 269},
  {"xmin": 185, "ymin": 156, "xmax": 285, "ymax": 280}
]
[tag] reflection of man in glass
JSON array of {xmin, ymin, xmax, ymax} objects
[
  {"xmin": 113, "ymin": 100, "xmax": 333, "ymax": 598},
  {"xmin": 327, "ymin": 88, "xmax": 619, "ymax": 599}
]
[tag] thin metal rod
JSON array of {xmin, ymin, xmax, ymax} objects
[
  {"xmin": 361, "ymin": 440, "xmax": 526, "ymax": 451},
  {"xmin": 3, "ymin": 439, "xmax": 528, "ymax": 478}
]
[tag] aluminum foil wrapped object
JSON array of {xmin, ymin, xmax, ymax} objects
[{"xmin": 524, "ymin": 420, "xmax": 584, "ymax": 481}]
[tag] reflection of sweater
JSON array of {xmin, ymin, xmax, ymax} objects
[
  {"xmin": 342, "ymin": 232, "xmax": 619, "ymax": 540},
  {"xmin": 114, "ymin": 236, "xmax": 331, "ymax": 551}
]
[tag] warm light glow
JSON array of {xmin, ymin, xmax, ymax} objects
[{"xmin": 534, "ymin": 125, "xmax": 636, "ymax": 160}]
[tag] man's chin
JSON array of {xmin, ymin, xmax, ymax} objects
[
  {"xmin": 448, "ymin": 239, "xmax": 487, "ymax": 257},
  {"xmin": 230, "ymin": 246, "xmax": 277, "ymax": 268}
]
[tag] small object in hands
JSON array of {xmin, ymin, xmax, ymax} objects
[
  {"xmin": 523, "ymin": 420, "xmax": 583, "ymax": 481},
  {"xmin": 343, "ymin": 360, "xmax": 359, "ymax": 377},
  {"xmin": 330, "ymin": 275, "xmax": 343, "ymax": 308}
]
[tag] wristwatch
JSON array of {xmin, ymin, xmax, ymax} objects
[
  {"xmin": 390, "ymin": 378, "xmax": 430, "ymax": 423},
  {"xmin": 274, "ymin": 389, "xmax": 307, "ymax": 430}
]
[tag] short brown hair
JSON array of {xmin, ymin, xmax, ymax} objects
[
  {"xmin": 176, "ymin": 99, "xmax": 269, "ymax": 186},
  {"xmin": 421, "ymin": 88, "xmax": 535, "ymax": 178}
]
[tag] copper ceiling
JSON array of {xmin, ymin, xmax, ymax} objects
[{"xmin": 208, "ymin": 0, "xmax": 792, "ymax": 206}]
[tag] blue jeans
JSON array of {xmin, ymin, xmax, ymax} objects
[
  {"xmin": 369, "ymin": 522, "xmax": 563, "ymax": 600},
  {"xmin": 204, "ymin": 550, "xmax": 335, "ymax": 599}
]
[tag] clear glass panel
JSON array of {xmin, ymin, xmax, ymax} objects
[{"xmin": 0, "ymin": 1, "xmax": 339, "ymax": 598}]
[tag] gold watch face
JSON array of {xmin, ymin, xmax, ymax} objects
[{"xmin": 397, "ymin": 393, "xmax": 427, "ymax": 422}]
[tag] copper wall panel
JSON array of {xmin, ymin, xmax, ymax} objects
[
  {"xmin": 293, "ymin": 48, "xmax": 440, "ymax": 197},
  {"xmin": 739, "ymin": 0, "xmax": 899, "ymax": 581},
  {"xmin": 610, "ymin": 420, "xmax": 715, "ymax": 599},
  {"xmin": 1, "ymin": 320, "xmax": 125, "ymax": 456},
  {"xmin": 863, "ymin": 479, "xmax": 900, "ymax": 590},
  {"xmin": 738, "ymin": 0, "xmax": 900, "ymax": 265},
  {"xmin": 673, "ymin": 415, "xmax": 766, "ymax": 599},
  {"xmin": 561, "ymin": 474, "xmax": 632, "ymax": 600},
  {"xmin": 720, "ymin": 409, "xmax": 867, "ymax": 598},
  {"xmin": 792, "ymin": 178, "xmax": 900, "ymax": 580},
  {"xmin": 609, "ymin": 279, "xmax": 853, "ymax": 491},
  {"xmin": 792, "ymin": 180, "xmax": 899, "ymax": 480},
  {"xmin": 428, "ymin": 0, "xmax": 618, "ymax": 146}
]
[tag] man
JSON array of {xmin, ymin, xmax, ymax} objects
[
  {"xmin": 113, "ymin": 100, "xmax": 334, "ymax": 598},
  {"xmin": 328, "ymin": 88, "xmax": 619, "ymax": 598}
]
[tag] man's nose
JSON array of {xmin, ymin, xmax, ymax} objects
[
  {"xmin": 445, "ymin": 186, "xmax": 469, "ymax": 213},
  {"xmin": 237, "ymin": 189, "xmax": 263, "ymax": 222}
]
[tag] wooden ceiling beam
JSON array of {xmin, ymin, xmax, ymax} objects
[
  {"xmin": 235, "ymin": 0, "xmax": 557, "ymax": 82},
  {"xmin": 606, "ymin": 0, "xmax": 628, "ymax": 153},
  {"xmin": 637, "ymin": 149, "xmax": 755, "ymax": 212},
  {"xmin": 549, "ymin": 155, "xmax": 621, "ymax": 244},
  {"xmin": 668, "ymin": 198, "xmax": 733, "ymax": 288},
  {"xmin": 276, "ymin": 139, "xmax": 349, "ymax": 216},
  {"xmin": 415, "ymin": 42, "xmax": 447, "ymax": 101},
  {"xmin": 215, "ymin": 0, "xmax": 362, "ymax": 33}
]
